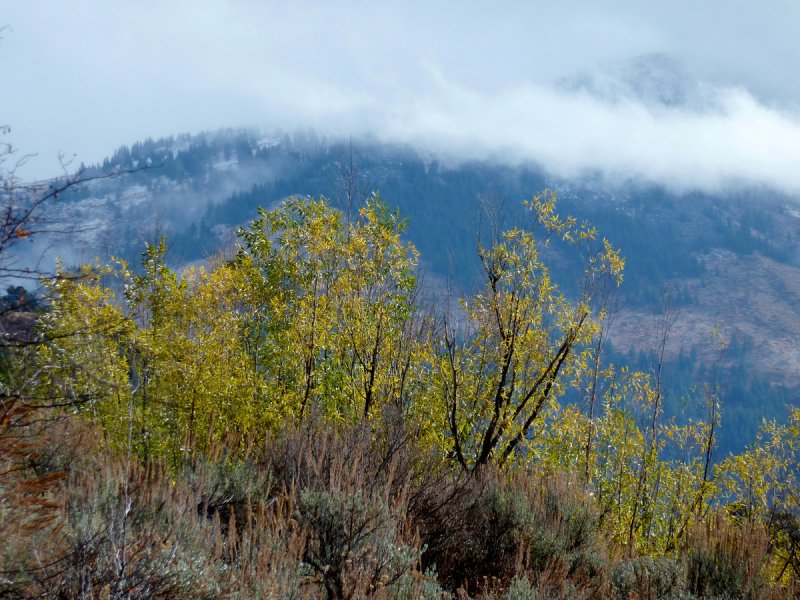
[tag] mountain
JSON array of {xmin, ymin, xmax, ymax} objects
[
  {"xmin": 557, "ymin": 53, "xmax": 718, "ymax": 111},
  {"xmin": 19, "ymin": 128, "xmax": 800, "ymax": 452}
]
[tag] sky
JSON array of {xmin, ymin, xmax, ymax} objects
[{"xmin": 4, "ymin": 1, "xmax": 800, "ymax": 195}]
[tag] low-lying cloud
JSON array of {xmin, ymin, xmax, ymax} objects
[
  {"xmin": 368, "ymin": 69, "xmax": 800, "ymax": 195},
  {"xmin": 4, "ymin": 1, "xmax": 800, "ymax": 196}
]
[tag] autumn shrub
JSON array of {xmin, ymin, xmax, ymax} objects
[
  {"xmin": 0, "ymin": 469, "xmax": 67, "ymax": 597},
  {"xmin": 211, "ymin": 489, "xmax": 308, "ymax": 598},
  {"xmin": 405, "ymin": 464, "xmax": 608, "ymax": 597},
  {"xmin": 296, "ymin": 486, "xmax": 422, "ymax": 598},
  {"xmin": 4, "ymin": 407, "xmax": 800, "ymax": 598},
  {"xmin": 0, "ymin": 404, "xmax": 94, "ymax": 596},
  {"xmin": 686, "ymin": 511, "xmax": 770, "ymax": 600},
  {"xmin": 1, "ymin": 419, "xmax": 307, "ymax": 599},
  {"xmin": 193, "ymin": 448, "xmax": 272, "ymax": 535},
  {"xmin": 611, "ymin": 556, "xmax": 686, "ymax": 599},
  {"xmin": 768, "ymin": 511, "xmax": 800, "ymax": 585},
  {"xmin": 1, "ymin": 457, "xmax": 223, "ymax": 598},
  {"xmin": 399, "ymin": 455, "xmax": 487, "ymax": 591},
  {"xmin": 503, "ymin": 576, "xmax": 540, "ymax": 600},
  {"xmin": 253, "ymin": 422, "xmax": 448, "ymax": 599},
  {"xmin": 501, "ymin": 475, "xmax": 607, "ymax": 598},
  {"xmin": 1, "ymin": 415, "xmax": 443, "ymax": 599}
]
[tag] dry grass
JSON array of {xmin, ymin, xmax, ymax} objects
[{"xmin": 2, "ymin": 408, "xmax": 799, "ymax": 599}]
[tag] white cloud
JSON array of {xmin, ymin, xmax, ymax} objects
[{"xmin": 3, "ymin": 0, "xmax": 800, "ymax": 195}]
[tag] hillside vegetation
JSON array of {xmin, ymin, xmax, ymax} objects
[
  {"xmin": 34, "ymin": 130, "xmax": 800, "ymax": 455},
  {"xmin": 2, "ymin": 192, "xmax": 799, "ymax": 598}
]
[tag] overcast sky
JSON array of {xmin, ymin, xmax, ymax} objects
[{"xmin": 4, "ymin": 1, "xmax": 800, "ymax": 194}]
